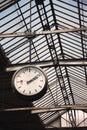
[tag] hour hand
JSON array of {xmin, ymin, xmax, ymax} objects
[
  {"xmin": 27, "ymin": 76, "xmax": 38, "ymax": 84},
  {"xmin": 27, "ymin": 79, "xmax": 33, "ymax": 84}
]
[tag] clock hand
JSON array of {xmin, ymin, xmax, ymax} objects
[
  {"xmin": 27, "ymin": 76, "xmax": 38, "ymax": 84},
  {"xmin": 27, "ymin": 79, "xmax": 33, "ymax": 84}
]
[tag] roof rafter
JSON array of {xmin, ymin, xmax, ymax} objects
[{"xmin": 0, "ymin": 27, "xmax": 87, "ymax": 38}]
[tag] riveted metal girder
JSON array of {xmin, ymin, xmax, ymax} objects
[
  {"xmin": 0, "ymin": 27, "xmax": 87, "ymax": 38},
  {"xmin": 0, "ymin": 104, "xmax": 87, "ymax": 113},
  {"xmin": 6, "ymin": 59, "xmax": 87, "ymax": 72}
]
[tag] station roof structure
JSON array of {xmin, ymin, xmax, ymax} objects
[{"xmin": 0, "ymin": 0, "xmax": 87, "ymax": 129}]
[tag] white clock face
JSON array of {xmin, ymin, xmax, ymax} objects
[{"xmin": 12, "ymin": 66, "xmax": 47, "ymax": 96}]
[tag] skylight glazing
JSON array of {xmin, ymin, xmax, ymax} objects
[{"xmin": 0, "ymin": 0, "xmax": 87, "ymax": 128}]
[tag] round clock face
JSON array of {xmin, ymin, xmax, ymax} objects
[{"xmin": 11, "ymin": 66, "xmax": 47, "ymax": 100}]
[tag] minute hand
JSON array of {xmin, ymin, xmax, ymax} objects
[{"xmin": 27, "ymin": 76, "xmax": 38, "ymax": 84}]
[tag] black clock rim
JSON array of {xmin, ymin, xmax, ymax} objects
[
  {"xmin": 11, "ymin": 65, "xmax": 48, "ymax": 101},
  {"xmin": 12, "ymin": 82, "xmax": 47, "ymax": 101}
]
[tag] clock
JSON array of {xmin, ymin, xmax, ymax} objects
[{"xmin": 11, "ymin": 66, "xmax": 48, "ymax": 101}]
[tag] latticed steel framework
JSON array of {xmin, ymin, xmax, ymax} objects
[{"xmin": 0, "ymin": 0, "xmax": 87, "ymax": 128}]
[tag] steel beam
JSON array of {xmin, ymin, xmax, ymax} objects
[
  {"xmin": 31, "ymin": 104, "xmax": 87, "ymax": 114},
  {"xmin": 0, "ymin": 104, "xmax": 87, "ymax": 113},
  {"xmin": 0, "ymin": 0, "xmax": 20, "ymax": 12},
  {"xmin": 6, "ymin": 59, "xmax": 87, "ymax": 72},
  {"xmin": 0, "ymin": 27, "xmax": 87, "ymax": 38}
]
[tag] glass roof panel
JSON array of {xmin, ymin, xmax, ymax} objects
[{"xmin": 0, "ymin": 0, "xmax": 87, "ymax": 128}]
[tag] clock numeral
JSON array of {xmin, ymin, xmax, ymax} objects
[
  {"xmin": 39, "ymin": 85, "xmax": 42, "ymax": 88},
  {"xmin": 40, "ymin": 80, "xmax": 43, "ymax": 82},
  {"xmin": 29, "ymin": 91, "xmax": 31, "ymax": 94},
  {"xmin": 17, "ymin": 74, "xmax": 21, "ymax": 78},
  {"xmin": 23, "ymin": 90, "xmax": 25, "ymax": 93},
  {"xmin": 28, "ymin": 68, "xmax": 31, "ymax": 72},
  {"xmin": 34, "ymin": 70, "xmax": 36, "ymax": 73},
  {"xmin": 35, "ymin": 89, "xmax": 37, "ymax": 92},
  {"xmin": 37, "ymin": 74, "xmax": 40, "ymax": 77},
  {"xmin": 18, "ymin": 86, "xmax": 21, "ymax": 89},
  {"xmin": 16, "ymin": 81, "xmax": 19, "ymax": 83}
]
